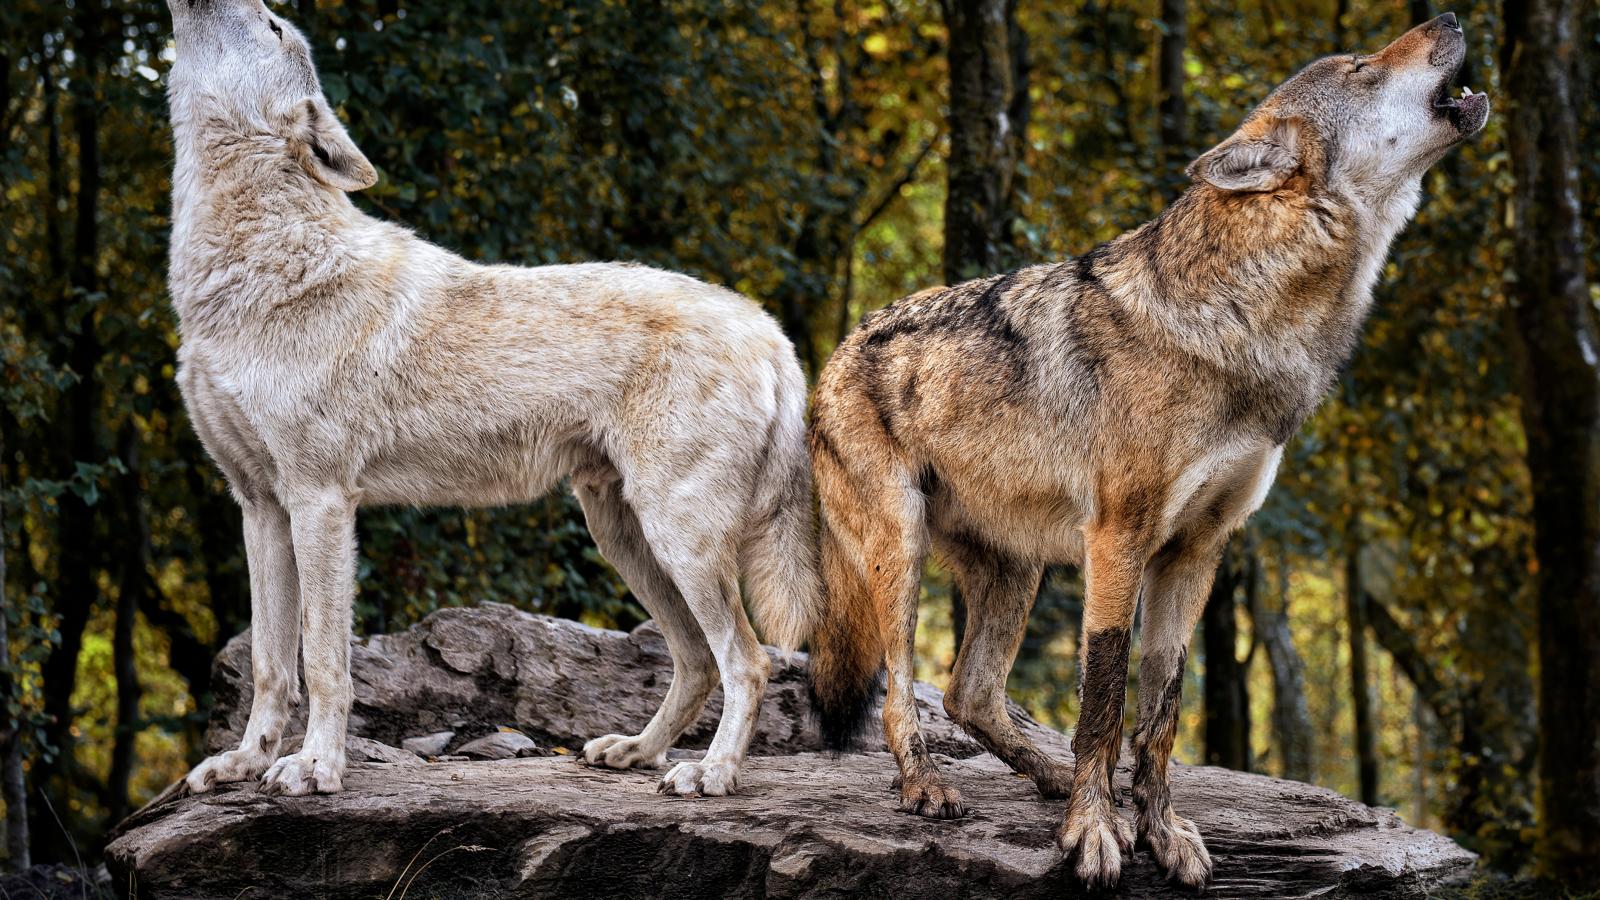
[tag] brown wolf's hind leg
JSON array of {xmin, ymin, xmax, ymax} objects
[
  {"xmin": 874, "ymin": 493, "xmax": 962, "ymax": 818},
  {"xmin": 937, "ymin": 533, "xmax": 1074, "ymax": 798},
  {"xmin": 1132, "ymin": 536, "xmax": 1223, "ymax": 889}
]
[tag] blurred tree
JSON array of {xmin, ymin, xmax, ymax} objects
[
  {"xmin": 1155, "ymin": 0, "xmax": 1186, "ymax": 198},
  {"xmin": 1502, "ymin": 0, "xmax": 1600, "ymax": 885},
  {"xmin": 1251, "ymin": 556, "xmax": 1314, "ymax": 782},
  {"xmin": 0, "ymin": 439, "xmax": 27, "ymax": 868},
  {"xmin": 940, "ymin": 0, "xmax": 1027, "ymax": 285},
  {"xmin": 1201, "ymin": 543, "xmax": 1250, "ymax": 771}
]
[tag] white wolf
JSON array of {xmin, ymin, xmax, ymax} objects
[{"xmin": 166, "ymin": 0, "xmax": 820, "ymax": 798}]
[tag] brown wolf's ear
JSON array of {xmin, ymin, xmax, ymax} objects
[
  {"xmin": 287, "ymin": 97, "xmax": 377, "ymax": 192},
  {"xmin": 1187, "ymin": 116, "xmax": 1304, "ymax": 193}
]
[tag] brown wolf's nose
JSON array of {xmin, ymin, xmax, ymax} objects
[{"xmin": 1437, "ymin": 12, "xmax": 1460, "ymax": 31}]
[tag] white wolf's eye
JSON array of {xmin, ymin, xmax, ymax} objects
[{"xmin": 268, "ymin": 18, "xmax": 283, "ymax": 40}]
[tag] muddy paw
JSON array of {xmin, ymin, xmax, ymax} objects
[
  {"xmin": 259, "ymin": 750, "xmax": 343, "ymax": 797},
  {"xmin": 1058, "ymin": 801, "xmax": 1131, "ymax": 888},
  {"xmin": 658, "ymin": 758, "xmax": 739, "ymax": 797},
  {"xmin": 1143, "ymin": 813, "xmax": 1213, "ymax": 889},
  {"xmin": 582, "ymin": 734, "xmax": 666, "ymax": 770},
  {"xmin": 898, "ymin": 776, "xmax": 966, "ymax": 820},
  {"xmin": 185, "ymin": 745, "xmax": 275, "ymax": 794}
]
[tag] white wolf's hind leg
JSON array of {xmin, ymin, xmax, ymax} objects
[
  {"xmin": 576, "ymin": 481, "xmax": 718, "ymax": 771},
  {"xmin": 187, "ymin": 498, "xmax": 301, "ymax": 793},
  {"xmin": 637, "ymin": 501, "xmax": 768, "ymax": 798},
  {"xmin": 261, "ymin": 488, "xmax": 356, "ymax": 796}
]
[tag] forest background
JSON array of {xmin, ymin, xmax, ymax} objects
[{"xmin": 2, "ymin": 0, "xmax": 1598, "ymax": 890}]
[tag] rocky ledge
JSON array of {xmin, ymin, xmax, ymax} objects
[{"xmin": 105, "ymin": 602, "xmax": 1474, "ymax": 898}]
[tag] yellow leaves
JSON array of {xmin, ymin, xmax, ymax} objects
[{"xmin": 863, "ymin": 33, "xmax": 890, "ymax": 57}]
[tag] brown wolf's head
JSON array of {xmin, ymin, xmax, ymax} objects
[
  {"xmin": 1190, "ymin": 13, "xmax": 1488, "ymax": 197},
  {"xmin": 166, "ymin": 0, "xmax": 376, "ymax": 192}
]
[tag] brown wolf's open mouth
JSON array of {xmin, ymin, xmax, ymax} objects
[{"xmin": 1431, "ymin": 72, "xmax": 1489, "ymax": 134}]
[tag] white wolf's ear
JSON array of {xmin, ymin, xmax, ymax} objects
[
  {"xmin": 287, "ymin": 97, "xmax": 377, "ymax": 192},
  {"xmin": 1188, "ymin": 116, "xmax": 1304, "ymax": 193}
]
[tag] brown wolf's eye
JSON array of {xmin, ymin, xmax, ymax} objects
[{"xmin": 1351, "ymin": 55, "xmax": 1367, "ymax": 72}]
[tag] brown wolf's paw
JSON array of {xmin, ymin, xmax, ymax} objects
[
  {"xmin": 658, "ymin": 758, "xmax": 739, "ymax": 797},
  {"xmin": 1142, "ymin": 814, "xmax": 1213, "ymax": 889},
  {"xmin": 185, "ymin": 746, "xmax": 274, "ymax": 794},
  {"xmin": 259, "ymin": 750, "xmax": 343, "ymax": 797},
  {"xmin": 581, "ymin": 734, "xmax": 666, "ymax": 770},
  {"xmin": 898, "ymin": 777, "xmax": 966, "ymax": 820},
  {"xmin": 1058, "ymin": 802, "xmax": 1132, "ymax": 888}
]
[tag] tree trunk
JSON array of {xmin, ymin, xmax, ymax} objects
[
  {"xmin": 32, "ymin": 0, "xmax": 106, "ymax": 862},
  {"xmin": 1344, "ymin": 520, "xmax": 1378, "ymax": 806},
  {"xmin": 1202, "ymin": 545, "xmax": 1249, "ymax": 770},
  {"xmin": 1156, "ymin": 0, "xmax": 1187, "ymax": 198},
  {"xmin": 940, "ymin": 0, "xmax": 1024, "ymax": 284},
  {"xmin": 0, "ymin": 430, "xmax": 29, "ymax": 869},
  {"xmin": 107, "ymin": 428, "xmax": 148, "ymax": 827},
  {"xmin": 1503, "ymin": 0, "xmax": 1600, "ymax": 884},
  {"xmin": 1253, "ymin": 559, "xmax": 1314, "ymax": 783}
]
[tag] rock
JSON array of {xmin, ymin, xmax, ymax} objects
[
  {"xmin": 198, "ymin": 601, "xmax": 1016, "ymax": 760},
  {"xmin": 107, "ymin": 604, "xmax": 1475, "ymax": 899},
  {"xmin": 457, "ymin": 730, "xmax": 540, "ymax": 759},
  {"xmin": 401, "ymin": 730, "xmax": 455, "ymax": 757}
]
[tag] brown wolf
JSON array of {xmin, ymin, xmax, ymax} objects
[
  {"xmin": 164, "ymin": 0, "xmax": 820, "ymax": 799},
  {"xmin": 807, "ymin": 13, "xmax": 1487, "ymax": 889}
]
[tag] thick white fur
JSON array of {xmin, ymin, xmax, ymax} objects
[{"xmin": 167, "ymin": 0, "xmax": 820, "ymax": 798}]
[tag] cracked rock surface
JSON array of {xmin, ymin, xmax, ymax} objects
[{"xmin": 106, "ymin": 603, "xmax": 1474, "ymax": 899}]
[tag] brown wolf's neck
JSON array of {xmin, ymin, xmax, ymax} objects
[{"xmin": 1094, "ymin": 182, "xmax": 1383, "ymax": 382}]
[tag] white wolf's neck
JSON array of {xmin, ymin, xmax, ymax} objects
[{"xmin": 167, "ymin": 97, "xmax": 373, "ymax": 338}]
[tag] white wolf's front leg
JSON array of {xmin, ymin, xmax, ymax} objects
[
  {"xmin": 261, "ymin": 487, "xmax": 357, "ymax": 796},
  {"xmin": 187, "ymin": 498, "xmax": 301, "ymax": 793}
]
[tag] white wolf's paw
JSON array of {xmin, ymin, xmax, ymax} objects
[
  {"xmin": 1058, "ymin": 801, "xmax": 1132, "ymax": 889},
  {"xmin": 581, "ymin": 734, "xmax": 666, "ymax": 770},
  {"xmin": 185, "ymin": 745, "xmax": 275, "ymax": 794},
  {"xmin": 658, "ymin": 758, "xmax": 739, "ymax": 797},
  {"xmin": 1143, "ymin": 814, "xmax": 1213, "ymax": 889},
  {"xmin": 259, "ymin": 749, "xmax": 344, "ymax": 796}
]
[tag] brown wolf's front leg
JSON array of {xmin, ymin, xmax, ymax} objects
[
  {"xmin": 1132, "ymin": 538, "xmax": 1223, "ymax": 888},
  {"xmin": 1058, "ymin": 525, "xmax": 1144, "ymax": 888}
]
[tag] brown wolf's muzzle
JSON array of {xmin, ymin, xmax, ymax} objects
[{"xmin": 1382, "ymin": 12, "xmax": 1489, "ymax": 136}]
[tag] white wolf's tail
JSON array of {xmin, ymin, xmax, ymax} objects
[{"xmin": 739, "ymin": 354, "xmax": 822, "ymax": 652}]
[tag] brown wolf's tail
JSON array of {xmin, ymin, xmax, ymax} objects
[
  {"xmin": 739, "ymin": 356, "xmax": 822, "ymax": 652},
  {"xmin": 806, "ymin": 519, "xmax": 883, "ymax": 750},
  {"xmin": 803, "ymin": 413, "xmax": 885, "ymax": 750}
]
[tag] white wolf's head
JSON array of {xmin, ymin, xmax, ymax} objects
[
  {"xmin": 167, "ymin": 0, "xmax": 376, "ymax": 192},
  {"xmin": 1189, "ymin": 13, "xmax": 1489, "ymax": 199}
]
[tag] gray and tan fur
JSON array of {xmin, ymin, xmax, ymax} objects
[
  {"xmin": 166, "ymin": 0, "xmax": 821, "ymax": 799},
  {"xmin": 807, "ymin": 14, "xmax": 1487, "ymax": 889}
]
